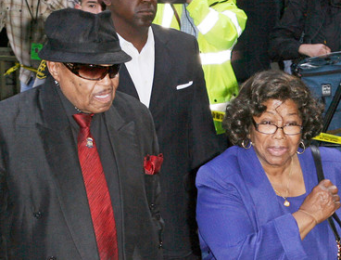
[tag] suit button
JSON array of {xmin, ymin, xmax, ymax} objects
[
  {"xmin": 33, "ymin": 211, "xmax": 43, "ymax": 219},
  {"xmin": 47, "ymin": 257, "xmax": 56, "ymax": 260},
  {"xmin": 149, "ymin": 203, "xmax": 154, "ymax": 210}
]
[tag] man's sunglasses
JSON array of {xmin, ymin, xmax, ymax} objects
[{"xmin": 63, "ymin": 63, "xmax": 121, "ymax": 81}]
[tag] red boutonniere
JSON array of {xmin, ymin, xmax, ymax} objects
[{"xmin": 144, "ymin": 153, "xmax": 163, "ymax": 175}]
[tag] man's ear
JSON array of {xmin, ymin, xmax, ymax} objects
[
  {"xmin": 74, "ymin": 3, "xmax": 82, "ymax": 9},
  {"xmin": 102, "ymin": 0, "xmax": 111, "ymax": 7},
  {"xmin": 47, "ymin": 61, "xmax": 62, "ymax": 82}
]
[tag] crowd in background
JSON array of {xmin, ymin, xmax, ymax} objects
[{"xmin": 2, "ymin": 0, "xmax": 339, "ymax": 90}]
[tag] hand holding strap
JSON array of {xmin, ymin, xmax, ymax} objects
[{"xmin": 311, "ymin": 145, "xmax": 341, "ymax": 241}]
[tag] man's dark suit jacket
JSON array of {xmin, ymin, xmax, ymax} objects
[
  {"xmin": 231, "ymin": 0, "xmax": 279, "ymax": 83},
  {"xmin": 0, "ymin": 78, "xmax": 163, "ymax": 260},
  {"xmin": 118, "ymin": 24, "xmax": 221, "ymax": 258}
]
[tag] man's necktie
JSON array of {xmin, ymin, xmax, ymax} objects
[{"xmin": 73, "ymin": 113, "xmax": 118, "ymax": 260}]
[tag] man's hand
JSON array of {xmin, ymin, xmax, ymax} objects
[{"xmin": 298, "ymin": 43, "xmax": 331, "ymax": 57}]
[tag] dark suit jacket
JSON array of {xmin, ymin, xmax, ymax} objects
[
  {"xmin": 0, "ymin": 78, "xmax": 163, "ymax": 260},
  {"xmin": 231, "ymin": 0, "xmax": 279, "ymax": 82},
  {"xmin": 118, "ymin": 24, "xmax": 221, "ymax": 257},
  {"xmin": 269, "ymin": 0, "xmax": 341, "ymax": 62}
]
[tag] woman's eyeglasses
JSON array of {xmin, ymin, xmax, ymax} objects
[
  {"xmin": 63, "ymin": 63, "xmax": 121, "ymax": 81},
  {"xmin": 252, "ymin": 119, "xmax": 302, "ymax": 135}
]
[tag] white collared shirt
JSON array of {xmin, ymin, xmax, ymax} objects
[{"xmin": 118, "ymin": 27, "xmax": 155, "ymax": 107}]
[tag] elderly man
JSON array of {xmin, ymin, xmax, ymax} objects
[
  {"xmin": 0, "ymin": 8, "xmax": 163, "ymax": 260},
  {"xmin": 33, "ymin": 0, "xmax": 105, "ymax": 87}
]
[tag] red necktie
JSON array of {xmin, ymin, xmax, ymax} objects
[{"xmin": 73, "ymin": 113, "xmax": 118, "ymax": 260}]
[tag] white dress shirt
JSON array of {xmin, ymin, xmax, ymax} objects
[{"xmin": 117, "ymin": 27, "xmax": 155, "ymax": 107}]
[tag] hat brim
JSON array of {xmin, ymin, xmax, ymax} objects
[{"xmin": 39, "ymin": 44, "xmax": 132, "ymax": 65}]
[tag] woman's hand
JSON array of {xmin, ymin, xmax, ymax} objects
[
  {"xmin": 300, "ymin": 179, "xmax": 340, "ymax": 223},
  {"xmin": 293, "ymin": 179, "xmax": 340, "ymax": 239}
]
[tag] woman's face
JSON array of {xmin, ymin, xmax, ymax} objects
[{"xmin": 249, "ymin": 99, "xmax": 302, "ymax": 170}]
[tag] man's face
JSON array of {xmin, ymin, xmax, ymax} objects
[
  {"xmin": 105, "ymin": 0, "xmax": 157, "ymax": 29},
  {"xmin": 48, "ymin": 62, "xmax": 119, "ymax": 114},
  {"xmin": 75, "ymin": 0, "xmax": 104, "ymax": 14}
]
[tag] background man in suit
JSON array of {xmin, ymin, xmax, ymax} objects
[
  {"xmin": 231, "ymin": 0, "xmax": 279, "ymax": 83},
  {"xmin": 0, "ymin": 8, "xmax": 163, "ymax": 260},
  {"xmin": 103, "ymin": 0, "xmax": 222, "ymax": 259}
]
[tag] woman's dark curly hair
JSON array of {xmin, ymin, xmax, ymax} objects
[{"xmin": 223, "ymin": 70, "xmax": 324, "ymax": 147}]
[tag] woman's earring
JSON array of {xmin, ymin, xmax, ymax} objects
[
  {"xmin": 297, "ymin": 140, "xmax": 306, "ymax": 154},
  {"xmin": 242, "ymin": 140, "xmax": 252, "ymax": 149}
]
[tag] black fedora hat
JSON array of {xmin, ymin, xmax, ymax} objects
[{"xmin": 39, "ymin": 9, "xmax": 131, "ymax": 65}]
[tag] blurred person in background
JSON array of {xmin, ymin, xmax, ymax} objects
[
  {"xmin": 153, "ymin": 0, "xmax": 247, "ymax": 139},
  {"xmin": 0, "ymin": 0, "xmax": 76, "ymax": 92},
  {"xmin": 231, "ymin": 0, "xmax": 283, "ymax": 82},
  {"xmin": 269, "ymin": 0, "xmax": 341, "ymax": 66},
  {"xmin": 75, "ymin": 0, "xmax": 106, "ymax": 13}
]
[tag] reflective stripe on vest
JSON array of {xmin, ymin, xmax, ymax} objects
[
  {"xmin": 197, "ymin": 8, "xmax": 219, "ymax": 35},
  {"xmin": 200, "ymin": 50, "xmax": 231, "ymax": 65},
  {"xmin": 222, "ymin": 10, "xmax": 242, "ymax": 37},
  {"xmin": 160, "ymin": 5, "xmax": 242, "ymax": 38},
  {"xmin": 210, "ymin": 102, "xmax": 228, "ymax": 112},
  {"xmin": 161, "ymin": 3, "xmax": 174, "ymax": 28}
]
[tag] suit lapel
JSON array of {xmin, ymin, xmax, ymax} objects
[
  {"xmin": 104, "ymin": 102, "xmax": 146, "ymax": 258},
  {"xmin": 37, "ymin": 81, "xmax": 100, "ymax": 260},
  {"xmin": 104, "ymin": 103, "xmax": 142, "ymax": 186},
  {"xmin": 118, "ymin": 65, "xmax": 139, "ymax": 99},
  {"xmin": 148, "ymin": 25, "xmax": 177, "ymax": 115}
]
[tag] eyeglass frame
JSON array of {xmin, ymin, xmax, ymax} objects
[
  {"xmin": 252, "ymin": 118, "xmax": 303, "ymax": 135},
  {"xmin": 63, "ymin": 63, "xmax": 121, "ymax": 81}
]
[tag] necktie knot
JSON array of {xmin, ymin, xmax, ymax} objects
[{"xmin": 73, "ymin": 113, "xmax": 94, "ymax": 128}]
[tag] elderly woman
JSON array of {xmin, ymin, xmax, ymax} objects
[{"xmin": 196, "ymin": 70, "xmax": 341, "ymax": 259}]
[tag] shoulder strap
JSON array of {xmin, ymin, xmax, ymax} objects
[
  {"xmin": 311, "ymin": 145, "xmax": 325, "ymax": 181},
  {"xmin": 310, "ymin": 145, "xmax": 341, "ymax": 240},
  {"xmin": 323, "ymin": 81, "xmax": 341, "ymax": 132}
]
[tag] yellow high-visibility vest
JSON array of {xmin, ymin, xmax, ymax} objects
[{"xmin": 154, "ymin": 0, "xmax": 247, "ymax": 133}]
